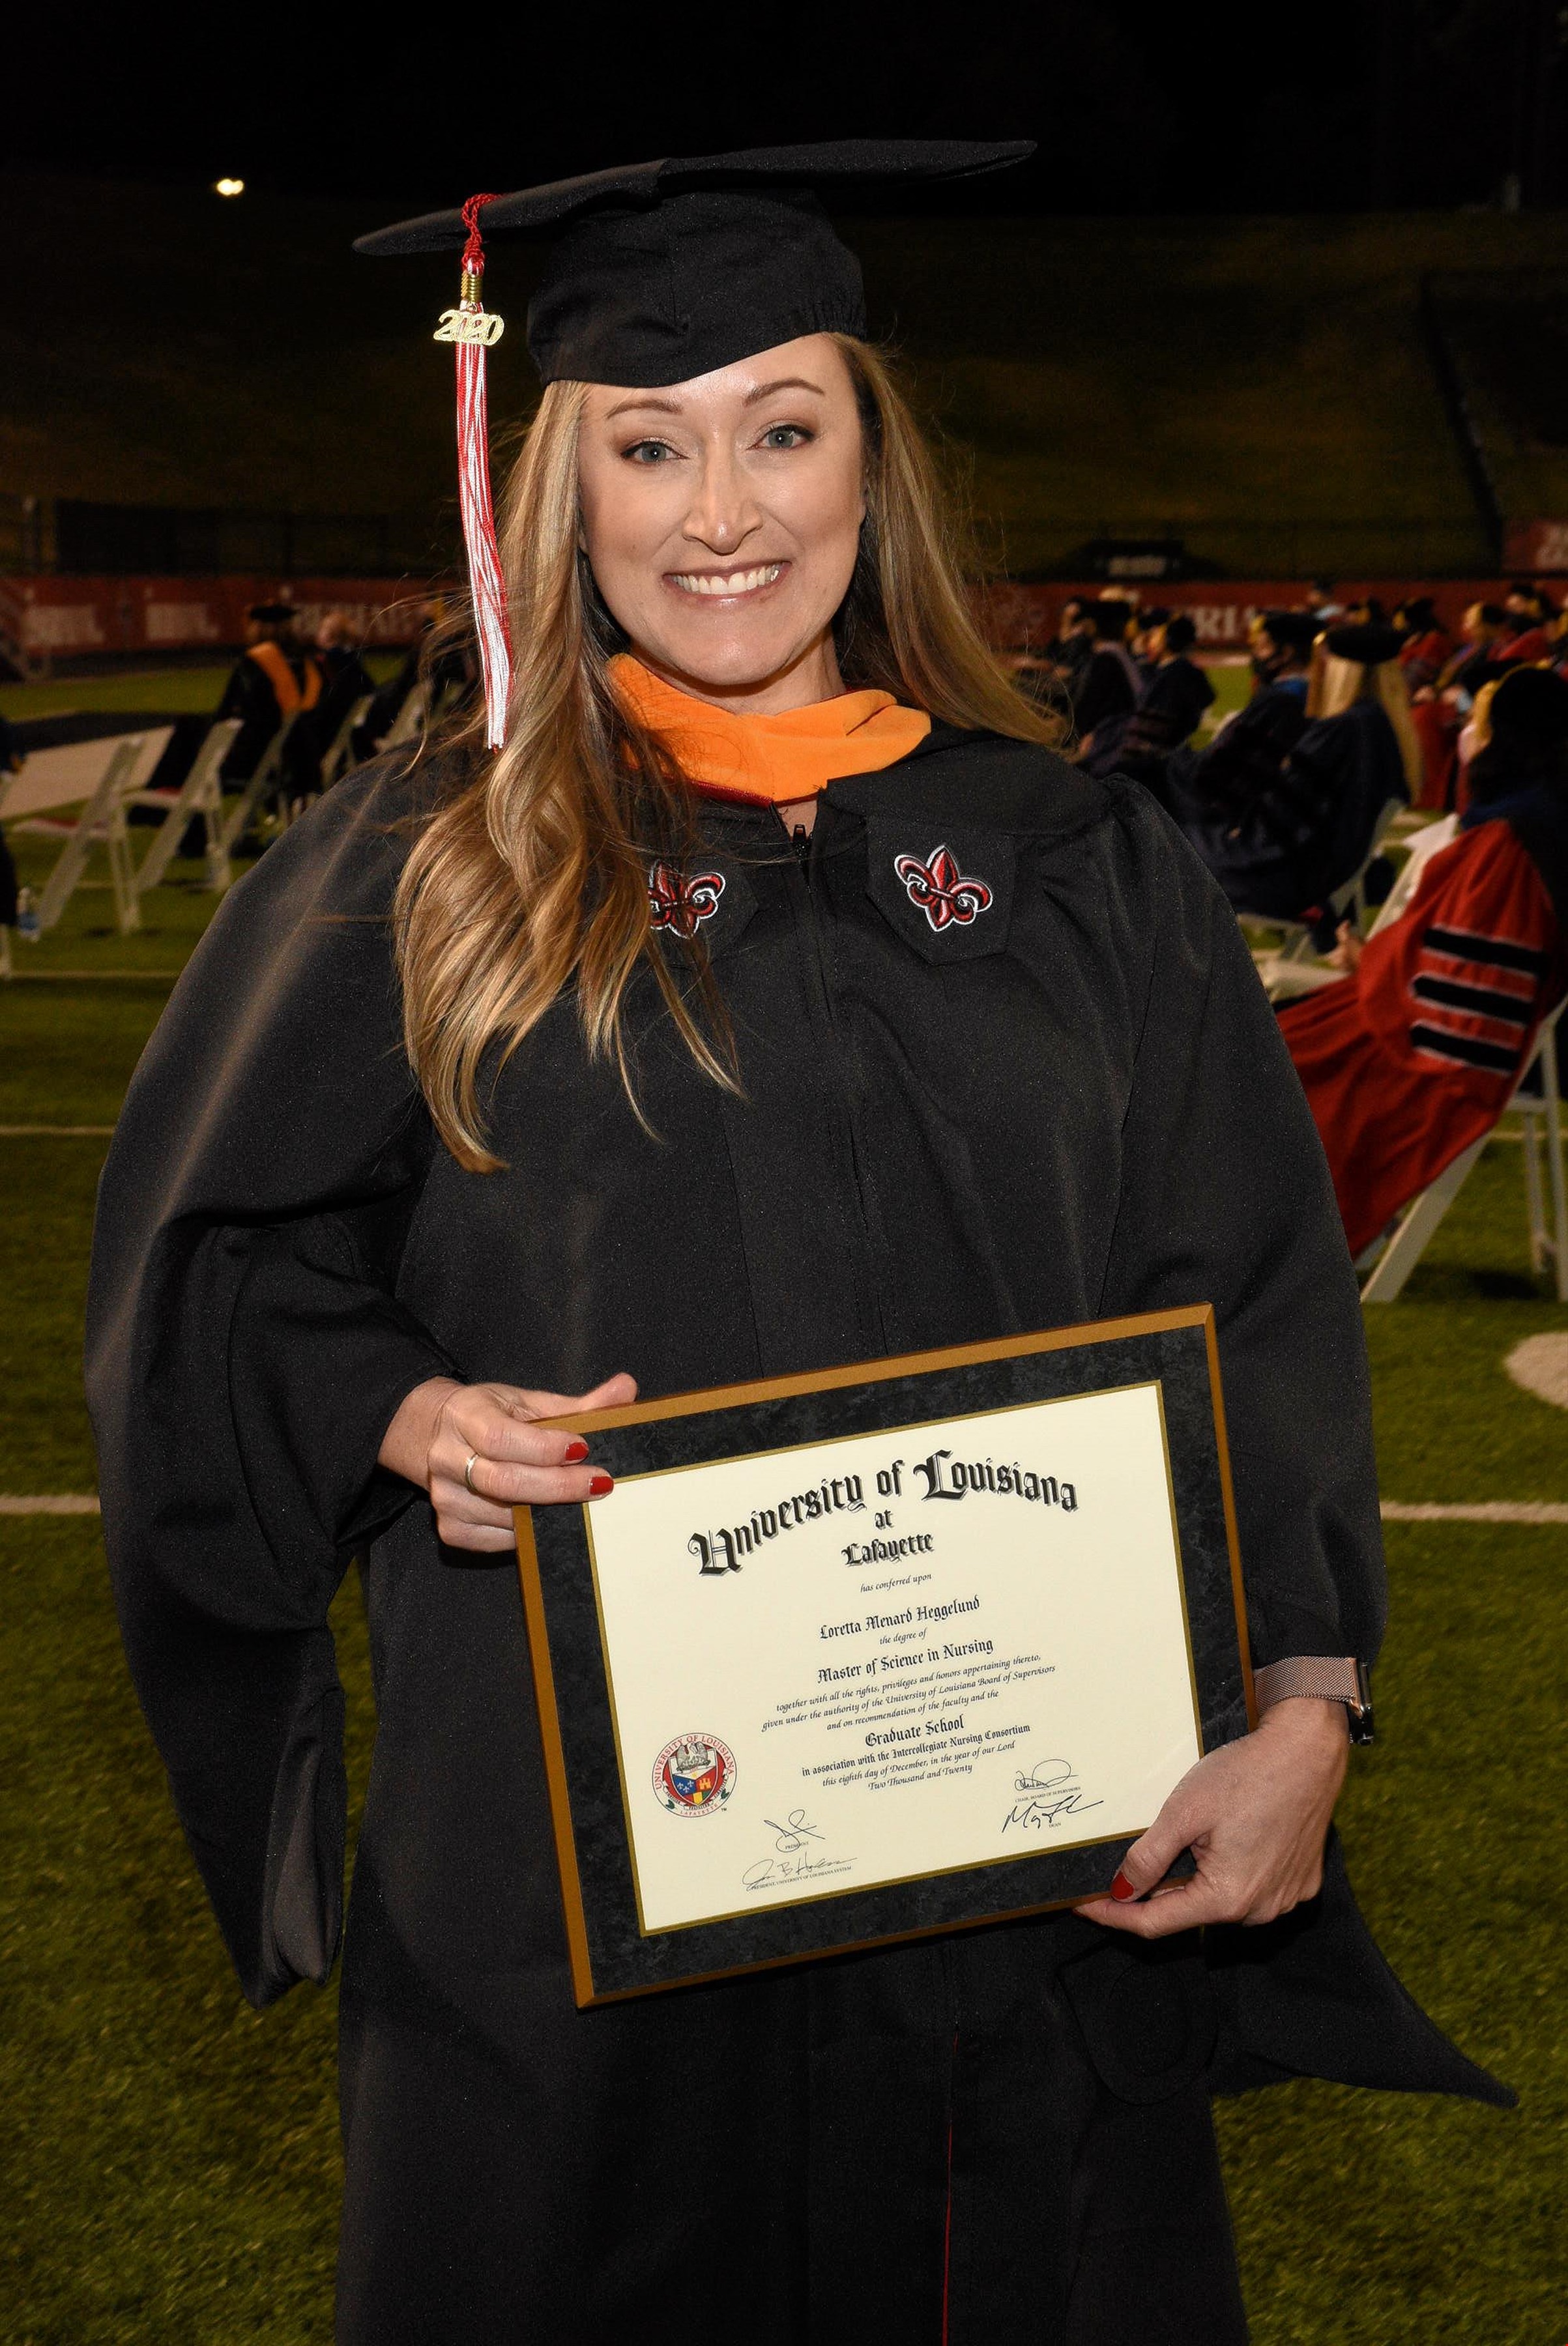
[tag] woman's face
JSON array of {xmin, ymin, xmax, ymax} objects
[{"xmin": 577, "ymin": 334, "xmax": 866, "ymax": 712}]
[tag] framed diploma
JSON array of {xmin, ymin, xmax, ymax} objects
[{"xmin": 514, "ymin": 1306, "xmax": 1254, "ymax": 2006}]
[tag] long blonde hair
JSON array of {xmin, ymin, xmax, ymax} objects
[
  {"xmin": 395, "ymin": 336, "xmax": 1060, "ymax": 1170},
  {"xmin": 1308, "ymin": 645, "xmax": 1424, "ymax": 796}
]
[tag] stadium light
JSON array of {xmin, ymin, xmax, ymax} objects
[{"xmin": 214, "ymin": 178, "xmax": 245, "ymax": 198}]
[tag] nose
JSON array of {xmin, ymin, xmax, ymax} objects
[{"xmin": 680, "ymin": 439, "xmax": 762, "ymax": 558}]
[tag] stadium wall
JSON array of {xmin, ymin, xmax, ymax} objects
[{"xmin": 0, "ymin": 575, "xmax": 423, "ymax": 663}]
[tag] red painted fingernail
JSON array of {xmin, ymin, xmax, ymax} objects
[
  {"xmin": 588, "ymin": 1473, "xmax": 614, "ymax": 1497},
  {"xmin": 1110, "ymin": 1870, "xmax": 1138, "ymax": 1903},
  {"xmin": 563, "ymin": 1439, "xmax": 589, "ymax": 1462}
]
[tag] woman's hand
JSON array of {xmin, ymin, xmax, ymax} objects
[
  {"xmin": 379, "ymin": 1372, "xmax": 637, "ymax": 1552},
  {"xmin": 1074, "ymin": 1697, "xmax": 1349, "ymax": 1938}
]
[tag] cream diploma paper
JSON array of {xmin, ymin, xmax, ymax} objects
[{"xmin": 585, "ymin": 1381, "xmax": 1203, "ymax": 1934}]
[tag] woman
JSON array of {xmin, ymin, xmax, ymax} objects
[
  {"xmin": 87, "ymin": 146, "xmax": 1500, "ymax": 2345},
  {"xmin": 1281, "ymin": 665, "xmax": 1568, "ymax": 1257}
]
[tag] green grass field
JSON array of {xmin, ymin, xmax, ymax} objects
[
  {"xmin": 1, "ymin": 828, "xmax": 1565, "ymax": 2343},
  {"xmin": 0, "ymin": 656, "xmax": 405, "ymax": 727}
]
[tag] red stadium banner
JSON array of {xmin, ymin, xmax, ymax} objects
[
  {"xmin": 0, "ymin": 575, "xmax": 427, "ymax": 661},
  {"xmin": 1501, "ymin": 521, "xmax": 1568, "ymax": 575}
]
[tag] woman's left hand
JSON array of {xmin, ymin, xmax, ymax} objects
[{"xmin": 1074, "ymin": 1698, "xmax": 1349, "ymax": 1938}]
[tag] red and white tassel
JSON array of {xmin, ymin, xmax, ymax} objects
[{"xmin": 441, "ymin": 194, "xmax": 512, "ymax": 751}]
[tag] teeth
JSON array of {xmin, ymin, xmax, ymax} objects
[{"xmin": 669, "ymin": 564, "xmax": 783, "ymax": 596}]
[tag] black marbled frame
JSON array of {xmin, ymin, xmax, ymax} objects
[{"xmin": 515, "ymin": 1306, "xmax": 1253, "ymax": 2005}]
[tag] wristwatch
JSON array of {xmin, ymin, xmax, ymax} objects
[{"xmin": 1254, "ymin": 1657, "xmax": 1375, "ymax": 1745}]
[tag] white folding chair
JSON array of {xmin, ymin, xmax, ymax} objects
[
  {"xmin": 32, "ymin": 729, "xmax": 174, "ymax": 936},
  {"xmin": 1364, "ymin": 814, "xmax": 1458, "ymax": 935},
  {"xmin": 218, "ymin": 716, "xmax": 298, "ymax": 855},
  {"xmin": 1252, "ymin": 796, "xmax": 1409, "ymax": 1001},
  {"xmin": 383, "ymin": 683, "xmax": 427, "ymax": 747},
  {"xmin": 1359, "ymin": 998, "xmax": 1568, "ymax": 1302},
  {"xmin": 319, "ymin": 694, "xmax": 371, "ymax": 790},
  {"xmin": 130, "ymin": 717, "xmax": 242, "ymax": 899}
]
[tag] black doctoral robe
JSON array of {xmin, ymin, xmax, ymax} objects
[
  {"xmin": 214, "ymin": 646, "xmax": 288, "ymax": 781},
  {"xmin": 86, "ymin": 727, "xmax": 1504, "ymax": 2344}
]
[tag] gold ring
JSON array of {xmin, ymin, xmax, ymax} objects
[{"xmin": 463, "ymin": 1452, "xmax": 480, "ymax": 1496}]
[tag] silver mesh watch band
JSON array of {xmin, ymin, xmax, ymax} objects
[{"xmin": 1255, "ymin": 1656, "xmax": 1374, "ymax": 1741}]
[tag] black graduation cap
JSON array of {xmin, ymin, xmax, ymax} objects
[
  {"xmin": 355, "ymin": 140, "xmax": 1034, "ymax": 385},
  {"xmin": 355, "ymin": 140, "xmax": 1034, "ymax": 749},
  {"xmin": 1325, "ymin": 623, "xmax": 1405, "ymax": 667},
  {"xmin": 1259, "ymin": 610, "xmax": 1320, "ymax": 658}
]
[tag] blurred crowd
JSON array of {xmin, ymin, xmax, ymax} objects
[
  {"xmin": 1015, "ymin": 577, "xmax": 1568, "ymax": 811},
  {"xmin": 1009, "ymin": 581, "xmax": 1568, "ymax": 1272},
  {"xmin": 1010, "ymin": 579, "xmax": 1568, "ymax": 925},
  {"xmin": 212, "ymin": 596, "xmax": 479, "ymax": 815}
]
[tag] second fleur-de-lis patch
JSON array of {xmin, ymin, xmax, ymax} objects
[
  {"xmin": 865, "ymin": 819, "xmax": 1015, "ymax": 963},
  {"xmin": 893, "ymin": 843, "xmax": 994, "ymax": 933}
]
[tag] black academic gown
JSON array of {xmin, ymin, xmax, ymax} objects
[
  {"xmin": 215, "ymin": 648, "xmax": 287, "ymax": 781},
  {"xmin": 1164, "ymin": 697, "xmax": 1408, "ymax": 924},
  {"xmin": 1080, "ymin": 656, "xmax": 1216, "ymax": 781},
  {"xmin": 87, "ymin": 729, "xmax": 1503, "ymax": 2346}
]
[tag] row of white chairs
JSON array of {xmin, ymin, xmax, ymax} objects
[{"xmin": 0, "ymin": 678, "xmax": 448, "ymax": 963}]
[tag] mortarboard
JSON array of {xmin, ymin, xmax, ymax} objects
[
  {"xmin": 356, "ymin": 141, "xmax": 1034, "ymax": 746},
  {"xmin": 1324, "ymin": 623, "xmax": 1405, "ymax": 667}
]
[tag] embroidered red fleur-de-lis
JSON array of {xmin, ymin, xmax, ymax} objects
[
  {"xmin": 647, "ymin": 860, "xmax": 725, "ymax": 940},
  {"xmin": 893, "ymin": 844, "xmax": 993, "ymax": 933}
]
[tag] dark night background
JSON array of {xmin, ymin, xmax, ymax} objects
[
  {"xmin": 5, "ymin": 0, "xmax": 1568, "ymax": 581},
  {"xmin": 9, "ymin": 0, "xmax": 1568, "ymax": 215}
]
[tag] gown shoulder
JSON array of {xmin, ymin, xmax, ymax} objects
[{"xmin": 830, "ymin": 722, "xmax": 1169, "ymax": 855}]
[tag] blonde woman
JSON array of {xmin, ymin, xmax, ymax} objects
[
  {"xmin": 1307, "ymin": 621, "xmax": 1425, "ymax": 798},
  {"xmin": 88, "ymin": 148, "xmax": 1502, "ymax": 2345}
]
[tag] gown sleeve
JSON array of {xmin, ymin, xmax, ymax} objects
[
  {"xmin": 1095, "ymin": 787, "xmax": 1386, "ymax": 1672},
  {"xmin": 1356, "ymin": 821, "xmax": 1560, "ymax": 1086},
  {"xmin": 85, "ymin": 762, "xmax": 458, "ymax": 2006}
]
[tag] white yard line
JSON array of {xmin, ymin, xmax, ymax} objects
[
  {"xmin": 0, "ymin": 1124, "xmax": 115, "ymax": 1136},
  {"xmin": 1381, "ymin": 1500, "xmax": 1568, "ymax": 1524},
  {"xmin": 0, "ymin": 1496, "xmax": 102, "ymax": 1515}
]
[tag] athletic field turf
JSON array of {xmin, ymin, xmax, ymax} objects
[{"xmin": 1, "ymin": 823, "xmax": 1564, "ymax": 2343}]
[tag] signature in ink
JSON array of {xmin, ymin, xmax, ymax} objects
[
  {"xmin": 763, "ymin": 1810, "xmax": 824, "ymax": 1854},
  {"xmin": 1001, "ymin": 1758, "xmax": 1103, "ymax": 1836},
  {"xmin": 742, "ymin": 1810, "xmax": 854, "ymax": 1892}
]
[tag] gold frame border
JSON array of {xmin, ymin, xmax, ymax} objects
[{"xmin": 514, "ymin": 1303, "xmax": 1252, "ymax": 2006}]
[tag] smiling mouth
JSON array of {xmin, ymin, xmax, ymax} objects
[{"xmin": 666, "ymin": 563, "xmax": 786, "ymax": 598}]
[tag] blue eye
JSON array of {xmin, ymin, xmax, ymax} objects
[
  {"xmin": 624, "ymin": 439, "xmax": 675, "ymax": 464},
  {"xmin": 761, "ymin": 425, "xmax": 811, "ymax": 450}
]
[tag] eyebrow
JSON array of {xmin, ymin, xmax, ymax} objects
[
  {"xmin": 601, "ymin": 375, "xmax": 827, "ymax": 422},
  {"xmin": 602, "ymin": 393, "xmax": 682, "ymax": 420},
  {"xmin": 742, "ymin": 376, "xmax": 826, "ymax": 405}
]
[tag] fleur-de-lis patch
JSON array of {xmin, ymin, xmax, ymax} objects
[
  {"xmin": 647, "ymin": 860, "xmax": 725, "ymax": 940},
  {"xmin": 893, "ymin": 844, "xmax": 994, "ymax": 933}
]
